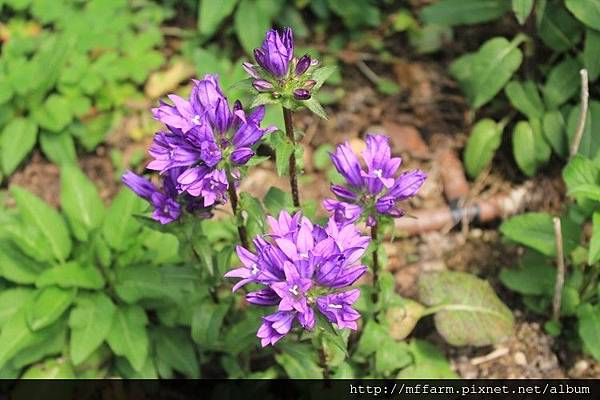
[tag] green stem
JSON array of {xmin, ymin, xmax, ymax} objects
[
  {"xmin": 371, "ymin": 220, "xmax": 380, "ymax": 306},
  {"xmin": 282, "ymin": 107, "xmax": 300, "ymax": 208},
  {"xmin": 226, "ymin": 171, "xmax": 249, "ymax": 249},
  {"xmin": 318, "ymin": 336, "xmax": 331, "ymax": 379}
]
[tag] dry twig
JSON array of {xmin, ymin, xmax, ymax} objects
[
  {"xmin": 569, "ymin": 69, "xmax": 589, "ymax": 158},
  {"xmin": 552, "ymin": 217, "xmax": 566, "ymax": 322}
]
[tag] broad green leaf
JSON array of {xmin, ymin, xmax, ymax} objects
[
  {"xmin": 69, "ymin": 293, "xmax": 115, "ymax": 365},
  {"xmin": 584, "ymin": 29, "xmax": 600, "ymax": 81},
  {"xmin": 0, "ymin": 308, "xmax": 38, "ymax": 370},
  {"xmin": 355, "ymin": 319, "xmax": 388, "ymax": 357},
  {"xmin": 463, "ymin": 118, "xmax": 504, "ymax": 178},
  {"xmin": 375, "ymin": 339, "xmax": 411, "ymax": 375},
  {"xmin": 543, "ymin": 110, "xmax": 568, "ymax": 157},
  {"xmin": 589, "ymin": 213, "xmax": 600, "ymax": 264},
  {"xmin": 505, "ymin": 80, "xmax": 544, "ymax": 119},
  {"xmin": 234, "ymin": 0, "xmax": 271, "ymax": 55},
  {"xmin": 531, "ymin": 118, "xmax": 551, "ymax": 165},
  {"xmin": 578, "ymin": 304, "xmax": 600, "ymax": 361},
  {"xmin": 115, "ymin": 265, "xmax": 176, "ymax": 304},
  {"xmin": 449, "ymin": 36, "xmax": 523, "ymax": 108},
  {"xmin": 565, "ymin": 0, "xmax": 600, "ymax": 30},
  {"xmin": 563, "ymin": 155, "xmax": 600, "ymax": 193},
  {"xmin": 512, "ymin": 120, "xmax": 537, "ymax": 177},
  {"xmin": 249, "ymin": 92, "xmax": 279, "ymax": 108},
  {"xmin": 0, "ymin": 288, "xmax": 34, "ymax": 328},
  {"xmin": 535, "ymin": 0, "xmax": 582, "ymax": 52},
  {"xmin": 386, "ymin": 299, "xmax": 425, "ymax": 341},
  {"xmin": 61, "ymin": 164, "xmax": 105, "ymax": 241},
  {"xmin": 102, "ymin": 188, "xmax": 145, "ymax": 251},
  {"xmin": 22, "ymin": 358, "xmax": 75, "ymax": 379},
  {"xmin": 500, "ymin": 263, "xmax": 556, "ymax": 296},
  {"xmin": 106, "ymin": 305, "xmax": 149, "ymax": 372},
  {"xmin": 512, "ymin": 0, "xmax": 533, "ymax": 24},
  {"xmin": 326, "ymin": 0, "xmax": 380, "ymax": 28},
  {"xmin": 304, "ymin": 97, "xmax": 328, "ymax": 119},
  {"xmin": 1, "ymin": 118, "xmax": 38, "ymax": 175},
  {"xmin": 191, "ymin": 302, "xmax": 229, "ymax": 348},
  {"xmin": 263, "ymin": 187, "xmax": 293, "ymax": 214},
  {"xmin": 198, "ymin": 0, "xmax": 238, "ymax": 36},
  {"xmin": 26, "ymin": 287, "xmax": 75, "ymax": 331},
  {"xmin": 567, "ymin": 102, "xmax": 600, "ymax": 159},
  {"xmin": 315, "ymin": 313, "xmax": 348, "ymax": 357},
  {"xmin": 421, "ymin": 0, "xmax": 510, "ymax": 26},
  {"xmin": 11, "ymin": 186, "xmax": 72, "ymax": 262},
  {"xmin": 224, "ymin": 308, "xmax": 263, "ymax": 355},
  {"xmin": 39, "ymin": 130, "xmax": 76, "ymax": 166},
  {"xmin": 419, "ymin": 271, "xmax": 514, "ymax": 346},
  {"xmin": 153, "ymin": 326, "xmax": 199, "ymax": 378},
  {"xmin": 542, "ymin": 57, "xmax": 580, "ymax": 109},
  {"xmin": 275, "ymin": 342, "xmax": 322, "ymax": 378},
  {"xmin": 0, "ymin": 241, "xmax": 47, "ymax": 284},
  {"xmin": 568, "ymin": 184, "xmax": 600, "ymax": 201},
  {"xmin": 500, "ymin": 212, "xmax": 556, "ymax": 255},
  {"xmin": 311, "ymin": 65, "xmax": 337, "ymax": 91},
  {"xmin": 397, "ymin": 340, "xmax": 458, "ymax": 378},
  {"xmin": 36, "ymin": 261, "xmax": 104, "ymax": 290},
  {"xmin": 11, "ymin": 318, "xmax": 67, "ymax": 369},
  {"xmin": 32, "ymin": 94, "xmax": 73, "ymax": 133}
]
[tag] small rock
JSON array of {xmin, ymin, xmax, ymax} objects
[{"xmin": 513, "ymin": 352, "xmax": 527, "ymax": 366}]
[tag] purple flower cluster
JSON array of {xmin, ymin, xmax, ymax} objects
[
  {"xmin": 225, "ymin": 211, "xmax": 370, "ymax": 346},
  {"xmin": 324, "ymin": 134, "xmax": 427, "ymax": 227},
  {"xmin": 122, "ymin": 74, "xmax": 274, "ymax": 223},
  {"xmin": 243, "ymin": 27, "xmax": 318, "ymax": 101}
]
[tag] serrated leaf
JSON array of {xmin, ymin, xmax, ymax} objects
[
  {"xmin": 449, "ymin": 36, "xmax": 523, "ymax": 108},
  {"xmin": 26, "ymin": 287, "xmax": 75, "ymax": 331},
  {"xmin": 565, "ymin": 0, "xmax": 600, "ymax": 30},
  {"xmin": 463, "ymin": 118, "xmax": 504, "ymax": 178},
  {"xmin": 153, "ymin": 326, "xmax": 199, "ymax": 378},
  {"xmin": 512, "ymin": 120, "xmax": 537, "ymax": 176},
  {"xmin": 61, "ymin": 164, "xmax": 105, "ymax": 242},
  {"xmin": 36, "ymin": 261, "xmax": 104, "ymax": 290},
  {"xmin": 106, "ymin": 305, "xmax": 149, "ymax": 372},
  {"xmin": 421, "ymin": 0, "xmax": 510, "ymax": 26},
  {"xmin": 512, "ymin": 0, "xmax": 533, "ymax": 24},
  {"xmin": 69, "ymin": 293, "xmax": 115, "ymax": 365},
  {"xmin": 198, "ymin": 0, "xmax": 238, "ymax": 36},
  {"xmin": 419, "ymin": 271, "xmax": 514, "ymax": 346},
  {"xmin": 11, "ymin": 186, "xmax": 72, "ymax": 262},
  {"xmin": 505, "ymin": 80, "xmax": 544, "ymax": 119},
  {"xmin": 1, "ymin": 117, "xmax": 38, "ymax": 175}
]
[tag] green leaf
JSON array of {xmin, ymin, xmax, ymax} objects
[
  {"xmin": 0, "ymin": 288, "xmax": 34, "ymax": 328},
  {"xmin": 584, "ymin": 29, "xmax": 600, "ymax": 82},
  {"xmin": 22, "ymin": 358, "xmax": 75, "ymax": 379},
  {"xmin": 542, "ymin": 57, "xmax": 580, "ymax": 109},
  {"xmin": 531, "ymin": 117, "xmax": 552, "ymax": 165},
  {"xmin": 26, "ymin": 287, "xmax": 75, "ymax": 331},
  {"xmin": 69, "ymin": 292, "xmax": 115, "ymax": 365},
  {"xmin": 11, "ymin": 186, "xmax": 72, "ymax": 262},
  {"xmin": 32, "ymin": 94, "xmax": 73, "ymax": 133},
  {"xmin": 421, "ymin": 0, "xmax": 510, "ymax": 26},
  {"xmin": 419, "ymin": 271, "xmax": 514, "ymax": 346},
  {"xmin": 500, "ymin": 212, "xmax": 556, "ymax": 255},
  {"xmin": 61, "ymin": 164, "xmax": 105, "ymax": 242},
  {"xmin": 263, "ymin": 187, "xmax": 293, "ymax": 214},
  {"xmin": 234, "ymin": 0, "xmax": 271, "ymax": 55},
  {"xmin": 311, "ymin": 65, "xmax": 337, "ymax": 92},
  {"xmin": 543, "ymin": 110, "xmax": 568, "ymax": 157},
  {"xmin": 191, "ymin": 302, "xmax": 229, "ymax": 348},
  {"xmin": 512, "ymin": 0, "xmax": 534, "ymax": 24},
  {"xmin": 303, "ymin": 97, "xmax": 328, "ymax": 119},
  {"xmin": 102, "ymin": 188, "xmax": 145, "ymax": 251},
  {"xmin": 375, "ymin": 339, "xmax": 411, "ymax": 375},
  {"xmin": 505, "ymin": 80, "xmax": 545, "ymax": 119},
  {"xmin": 0, "ymin": 308, "xmax": 37, "ymax": 370},
  {"xmin": 106, "ymin": 305, "xmax": 149, "ymax": 372},
  {"xmin": 449, "ymin": 36, "xmax": 523, "ymax": 108},
  {"xmin": 315, "ymin": 313, "xmax": 348, "ymax": 357},
  {"xmin": 355, "ymin": 319, "xmax": 388, "ymax": 357},
  {"xmin": 0, "ymin": 241, "xmax": 47, "ymax": 284},
  {"xmin": 1, "ymin": 117, "xmax": 38, "ymax": 175},
  {"xmin": 36, "ymin": 261, "xmax": 104, "ymax": 290},
  {"xmin": 271, "ymin": 132, "xmax": 295, "ymax": 176},
  {"xmin": 397, "ymin": 340, "xmax": 458, "ymax": 378},
  {"xmin": 249, "ymin": 92, "xmax": 279, "ymax": 108},
  {"xmin": 568, "ymin": 184, "xmax": 600, "ymax": 201},
  {"xmin": 463, "ymin": 118, "xmax": 504, "ymax": 178},
  {"xmin": 39, "ymin": 130, "xmax": 77, "ymax": 166},
  {"xmin": 563, "ymin": 155, "xmax": 599, "ymax": 194},
  {"xmin": 153, "ymin": 326, "xmax": 199, "ymax": 378},
  {"xmin": 500, "ymin": 263, "xmax": 556, "ymax": 296},
  {"xmin": 115, "ymin": 265, "xmax": 176, "ymax": 304},
  {"xmin": 275, "ymin": 342, "xmax": 322, "ymax": 378},
  {"xmin": 198, "ymin": 0, "xmax": 238, "ymax": 36},
  {"xmin": 512, "ymin": 120, "xmax": 538, "ymax": 177},
  {"xmin": 578, "ymin": 304, "xmax": 600, "ymax": 361},
  {"xmin": 565, "ymin": 0, "xmax": 600, "ymax": 30},
  {"xmin": 535, "ymin": 0, "xmax": 582, "ymax": 52},
  {"xmin": 567, "ymin": 101, "xmax": 600, "ymax": 159},
  {"xmin": 590, "ymin": 213, "xmax": 600, "ymax": 264},
  {"xmin": 11, "ymin": 317, "xmax": 67, "ymax": 369}
]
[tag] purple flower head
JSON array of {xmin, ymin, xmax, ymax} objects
[
  {"xmin": 325, "ymin": 134, "xmax": 427, "ymax": 226},
  {"xmin": 225, "ymin": 211, "xmax": 370, "ymax": 346},
  {"xmin": 254, "ymin": 28, "xmax": 294, "ymax": 78},
  {"xmin": 122, "ymin": 170, "xmax": 181, "ymax": 224}
]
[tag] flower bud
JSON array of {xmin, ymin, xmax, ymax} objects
[
  {"xmin": 293, "ymin": 88, "xmax": 311, "ymax": 100},
  {"xmin": 295, "ymin": 54, "xmax": 311, "ymax": 76},
  {"xmin": 303, "ymin": 80, "xmax": 316, "ymax": 90},
  {"xmin": 252, "ymin": 79, "xmax": 274, "ymax": 92},
  {"xmin": 242, "ymin": 62, "xmax": 260, "ymax": 79}
]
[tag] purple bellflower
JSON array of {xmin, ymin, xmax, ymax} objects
[
  {"xmin": 122, "ymin": 170, "xmax": 181, "ymax": 224},
  {"xmin": 325, "ymin": 134, "xmax": 427, "ymax": 227},
  {"xmin": 148, "ymin": 74, "xmax": 275, "ymax": 207},
  {"xmin": 225, "ymin": 211, "xmax": 370, "ymax": 347}
]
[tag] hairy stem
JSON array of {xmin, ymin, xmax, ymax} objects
[
  {"xmin": 226, "ymin": 172, "xmax": 249, "ymax": 249},
  {"xmin": 282, "ymin": 107, "xmax": 300, "ymax": 207}
]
